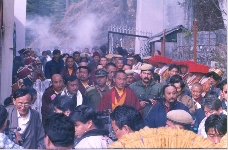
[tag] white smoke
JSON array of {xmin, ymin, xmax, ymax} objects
[{"xmin": 26, "ymin": 13, "xmax": 105, "ymax": 52}]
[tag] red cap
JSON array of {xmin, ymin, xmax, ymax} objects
[
  {"xmin": 153, "ymin": 56, "xmax": 172, "ymax": 64},
  {"xmin": 17, "ymin": 67, "xmax": 31, "ymax": 78},
  {"xmin": 24, "ymin": 57, "xmax": 35, "ymax": 65},
  {"xmin": 148, "ymin": 57, "xmax": 158, "ymax": 66},
  {"xmin": 188, "ymin": 63, "xmax": 209, "ymax": 74}
]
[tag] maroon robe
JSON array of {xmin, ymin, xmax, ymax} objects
[
  {"xmin": 97, "ymin": 87, "xmax": 141, "ymax": 111},
  {"xmin": 60, "ymin": 66, "xmax": 77, "ymax": 81},
  {"xmin": 78, "ymin": 79, "xmax": 94, "ymax": 95},
  {"xmin": 41, "ymin": 86, "xmax": 56, "ymax": 122}
]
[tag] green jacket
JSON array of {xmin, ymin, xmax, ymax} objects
[
  {"xmin": 129, "ymin": 79, "xmax": 163, "ymax": 117},
  {"xmin": 85, "ymin": 85, "xmax": 112, "ymax": 110}
]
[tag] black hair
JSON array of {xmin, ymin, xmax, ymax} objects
[
  {"xmin": 27, "ymin": 87, "xmax": 37, "ymax": 101},
  {"xmin": 133, "ymin": 55, "xmax": 142, "ymax": 63},
  {"xmin": 155, "ymin": 50, "xmax": 161, "ymax": 55},
  {"xmin": 64, "ymin": 76, "xmax": 78, "ymax": 85},
  {"xmin": 12, "ymin": 88, "xmax": 31, "ymax": 100},
  {"xmin": 69, "ymin": 105, "xmax": 104, "ymax": 129},
  {"xmin": 201, "ymin": 97, "xmax": 222, "ymax": 111},
  {"xmin": 204, "ymin": 91, "xmax": 219, "ymax": 98},
  {"xmin": 52, "ymin": 95, "xmax": 75, "ymax": 112},
  {"xmin": 46, "ymin": 50, "xmax": 52, "ymax": 56},
  {"xmin": 4, "ymin": 97, "xmax": 12, "ymax": 107},
  {"xmin": 73, "ymin": 51, "xmax": 80, "ymax": 56},
  {"xmin": 43, "ymin": 113, "xmax": 74, "ymax": 147},
  {"xmin": 100, "ymin": 45, "xmax": 107, "ymax": 54},
  {"xmin": 62, "ymin": 53, "xmax": 69, "ymax": 58},
  {"xmin": 168, "ymin": 64, "xmax": 179, "ymax": 71},
  {"xmin": 66, "ymin": 56, "xmax": 74, "ymax": 62},
  {"xmin": 0, "ymin": 105, "xmax": 8, "ymax": 129},
  {"xmin": 42, "ymin": 51, "xmax": 47, "ymax": 55},
  {"xmin": 153, "ymin": 73, "xmax": 160, "ymax": 82},
  {"xmin": 110, "ymin": 105, "xmax": 145, "ymax": 131},
  {"xmin": 162, "ymin": 84, "xmax": 177, "ymax": 95},
  {"xmin": 206, "ymin": 72, "xmax": 222, "ymax": 82},
  {"xmin": 113, "ymin": 70, "xmax": 127, "ymax": 78},
  {"xmin": 53, "ymin": 49, "xmax": 61, "ymax": 55},
  {"xmin": 78, "ymin": 66, "xmax": 90, "ymax": 74},
  {"xmin": 105, "ymin": 62, "xmax": 117, "ymax": 70},
  {"xmin": 170, "ymin": 75, "xmax": 185, "ymax": 89},
  {"xmin": 205, "ymin": 114, "xmax": 227, "ymax": 136}
]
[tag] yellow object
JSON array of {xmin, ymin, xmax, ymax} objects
[{"xmin": 108, "ymin": 127, "xmax": 226, "ymax": 148}]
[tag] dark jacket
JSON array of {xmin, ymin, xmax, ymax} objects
[
  {"xmin": 144, "ymin": 100, "xmax": 189, "ymax": 128},
  {"xmin": 45, "ymin": 58, "xmax": 64, "ymax": 79},
  {"xmin": 6, "ymin": 105, "xmax": 45, "ymax": 149}
]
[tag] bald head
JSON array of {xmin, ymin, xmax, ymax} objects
[
  {"xmin": 51, "ymin": 74, "xmax": 62, "ymax": 81},
  {"xmin": 51, "ymin": 74, "xmax": 64, "ymax": 93},
  {"xmin": 191, "ymin": 82, "xmax": 203, "ymax": 100}
]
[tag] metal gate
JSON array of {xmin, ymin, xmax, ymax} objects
[{"xmin": 108, "ymin": 25, "xmax": 152, "ymax": 56}]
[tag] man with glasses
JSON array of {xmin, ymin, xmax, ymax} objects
[{"xmin": 6, "ymin": 88, "xmax": 45, "ymax": 149}]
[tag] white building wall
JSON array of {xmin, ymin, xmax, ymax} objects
[
  {"xmin": 0, "ymin": 0, "xmax": 14, "ymax": 104},
  {"xmin": 14, "ymin": 0, "xmax": 26, "ymax": 54},
  {"xmin": 135, "ymin": 0, "xmax": 193, "ymax": 54}
]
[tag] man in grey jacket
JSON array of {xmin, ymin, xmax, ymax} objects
[
  {"xmin": 6, "ymin": 88, "xmax": 45, "ymax": 149},
  {"xmin": 129, "ymin": 64, "xmax": 163, "ymax": 117}
]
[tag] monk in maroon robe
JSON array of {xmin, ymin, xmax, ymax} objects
[
  {"xmin": 97, "ymin": 70, "xmax": 141, "ymax": 111},
  {"xmin": 41, "ymin": 74, "xmax": 64, "ymax": 122}
]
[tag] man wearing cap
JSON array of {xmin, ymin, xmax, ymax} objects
[
  {"xmin": 166, "ymin": 110, "xmax": 193, "ymax": 130},
  {"xmin": 126, "ymin": 57, "xmax": 134, "ymax": 66},
  {"xmin": 105, "ymin": 54, "xmax": 113, "ymax": 63},
  {"xmin": 186, "ymin": 63, "xmax": 209, "ymax": 88},
  {"xmin": 206, "ymin": 69, "xmax": 223, "ymax": 96},
  {"xmin": 85, "ymin": 69, "xmax": 112, "ymax": 110},
  {"xmin": 129, "ymin": 64, "xmax": 163, "ymax": 117},
  {"xmin": 125, "ymin": 70, "xmax": 135, "ymax": 87},
  {"xmin": 97, "ymin": 70, "xmax": 141, "ymax": 111},
  {"xmin": 45, "ymin": 49, "xmax": 64, "ymax": 79}
]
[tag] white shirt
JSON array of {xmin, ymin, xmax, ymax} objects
[
  {"xmin": 17, "ymin": 110, "xmax": 31, "ymax": 134},
  {"xmin": 61, "ymin": 88, "xmax": 83, "ymax": 106}
]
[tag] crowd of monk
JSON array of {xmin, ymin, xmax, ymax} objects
[{"xmin": 0, "ymin": 45, "xmax": 226, "ymax": 149}]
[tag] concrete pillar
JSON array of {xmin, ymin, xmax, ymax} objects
[
  {"xmin": 0, "ymin": 0, "xmax": 14, "ymax": 104},
  {"xmin": 14, "ymin": 0, "xmax": 26, "ymax": 55}
]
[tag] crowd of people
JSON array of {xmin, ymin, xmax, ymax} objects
[{"xmin": 0, "ymin": 45, "xmax": 227, "ymax": 149}]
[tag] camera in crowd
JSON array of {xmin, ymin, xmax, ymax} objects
[
  {"xmin": 97, "ymin": 109, "xmax": 117, "ymax": 141},
  {"xmin": 4, "ymin": 120, "xmax": 22, "ymax": 142}
]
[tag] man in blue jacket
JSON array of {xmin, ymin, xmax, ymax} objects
[
  {"xmin": 45, "ymin": 49, "xmax": 64, "ymax": 79},
  {"xmin": 144, "ymin": 84, "xmax": 189, "ymax": 128}
]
